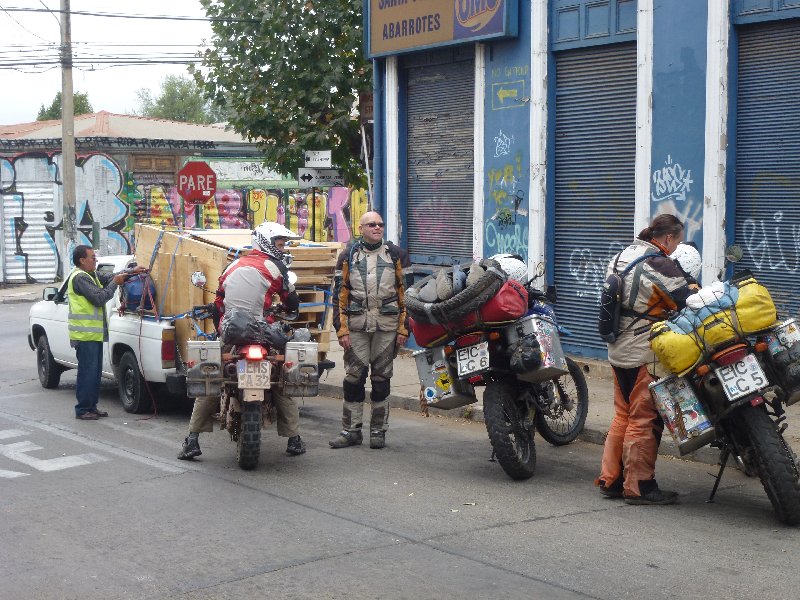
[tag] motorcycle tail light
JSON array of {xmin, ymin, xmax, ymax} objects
[
  {"xmin": 712, "ymin": 344, "xmax": 748, "ymax": 367},
  {"xmin": 468, "ymin": 375, "xmax": 484, "ymax": 384},
  {"xmin": 455, "ymin": 333, "xmax": 484, "ymax": 348},
  {"xmin": 754, "ymin": 341, "xmax": 769, "ymax": 353},
  {"xmin": 443, "ymin": 345, "xmax": 454, "ymax": 356},
  {"xmin": 751, "ymin": 396, "xmax": 765, "ymax": 406},
  {"xmin": 245, "ymin": 345, "xmax": 265, "ymax": 361},
  {"xmin": 695, "ymin": 364, "xmax": 711, "ymax": 376},
  {"xmin": 488, "ymin": 331, "xmax": 501, "ymax": 341}
]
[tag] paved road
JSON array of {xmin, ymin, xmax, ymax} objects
[{"xmin": 3, "ymin": 302, "xmax": 800, "ymax": 600}]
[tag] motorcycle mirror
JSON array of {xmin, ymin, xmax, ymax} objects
[
  {"xmin": 534, "ymin": 262, "xmax": 546, "ymax": 278},
  {"xmin": 725, "ymin": 245, "xmax": 743, "ymax": 264},
  {"xmin": 191, "ymin": 271, "xmax": 207, "ymax": 288}
]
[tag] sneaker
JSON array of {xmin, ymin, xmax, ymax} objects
[
  {"xmin": 329, "ymin": 430, "xmax": 363, "ymax": 449},
  {"xmin": 369, "ymin": 430, "xmax": 386, "ymax": 449},
  {"xmin": 177, "ymin": 437, "xmax": 202, "ymax": 460},
  {"xmin": 624, "ymin": 488, "xmax": 678, "ymax": 505},
  {"xmin": 286, "ymin": 435, "xmax": 306, "ymax": 456},
  {"xmin": 599, "ymin": 478, "xmax": 624, "ymax": 499}
]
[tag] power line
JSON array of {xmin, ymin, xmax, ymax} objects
[
  {"xmin": 0, "ymin": 6, "xmax": 258, "ymax": 23},
  {"xmin": 0, "ymin": 3, "xmax": 56, "ymax": 42}
]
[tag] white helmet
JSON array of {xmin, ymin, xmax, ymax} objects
[
  {"xmin": 671, "ymin": 243, "xmax": 702, "ymax": 279},
  {"xmin": 489, "ymin": 253, "xmax": 528, "ymax": 283},
  {"xmin": 252, "ymin": 222, "xmax": 301, "ymax": 264}
]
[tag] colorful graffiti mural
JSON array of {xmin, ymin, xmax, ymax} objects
[{"xmin": 0, "ymin": 151, "xmax": 365, "ymax": 282}]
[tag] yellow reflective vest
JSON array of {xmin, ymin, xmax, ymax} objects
[{"xmin": 67, "ymin": 268, "xmax": 105, "ymax": 342}]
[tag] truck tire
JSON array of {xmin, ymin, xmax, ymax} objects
[
  {"xmin": 734, "ymin": 403, "xmax": 800, "ymax": 525},
  {"xmin": 36, "ymin": 334, "xmax": 63, "ymax": 389},
  {"xmin": 237, "ymin": 401, "xmax": 262, "ymax": 470},
  {"xmin": 117, "ymin": 351, "xmax": 152, "ymax": 414},
  {"xmin": 483, "ymin": 378, "xmax": 536, "ymax": 480},
  {"xmin": 534, "ymin": 358, "xmax": 589, "ymax": 446}
]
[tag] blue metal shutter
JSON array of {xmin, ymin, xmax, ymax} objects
[
  {"xmin": 403, "ymin": 49, "xmax": 474, "ymax": 263},
  {"xmin": 734, "ymin": 19, "xmax": 800, "ymax": 318},
  {"xmin": 552, "ymin": 42, "xmax": 637, "ymax": 355}
]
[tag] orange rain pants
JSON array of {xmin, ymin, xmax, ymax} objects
[{"xmin": 597, "ymin": 365, "xmax": 664, "ymax": 498}]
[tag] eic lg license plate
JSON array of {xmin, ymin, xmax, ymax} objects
[{"xmin": 456, "ymin": 342, "xmax": 490, "ymax": 377}]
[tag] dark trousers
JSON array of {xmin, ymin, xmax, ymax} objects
[{"xmin": 75, "ymin": 341, "xmax": 103, "ymax": 416}]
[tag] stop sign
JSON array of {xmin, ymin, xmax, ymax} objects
[{"xmin": 177, "ymin": 161, "xmax": 217, "ymax": 205}]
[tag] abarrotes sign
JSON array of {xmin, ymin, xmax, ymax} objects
[{"xmin": 367, "ymin": 0, "xmax": 518, "ymax": 58}]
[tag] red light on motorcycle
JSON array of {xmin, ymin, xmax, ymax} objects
[
  {"xmin": 751, "ymin": 396, "xmax": 765, "ymax": 407},
  {"xmin": 186, "ymin": 360, "xmax": 196, "ymax": 368},
  {"xmin": 245, "ymin": 345, "xmax": 264, "ymax": 361},
  {"xmin": 754, "ymin": 341, "xmax": 769, "ymax": 353},
  {"xmin": 468, "ymin": 375, "xmax": 483, "ymax": 384},
  {"xmin": 443, "ymin": 345, "xmax": 455, "ymax": 355},
  {"xmin": 712, "ymin": 344, "xmax": 748, "ymax": 367},
  {"xmin": 488, "ymin": 331, "xmax": 501, "ymax": 341},
  {"xmin": 284, "ymin": 362, "xmax": 294, "ymax": 369},
  {"xmin": 695, "ymin": 364, "xmax": 711, "ymax": 376}
]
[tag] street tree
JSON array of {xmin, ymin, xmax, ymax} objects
[
  {"xmin": 37, "ymin": 91, "xmax": 93, "ymax": 121},
  {"xmin": 135, "ymin": 75, "xmax": 228, "ymax": 124},
  {"xmin": 192, "ymin": 0, "xmax": 372, "ymax": 186}
]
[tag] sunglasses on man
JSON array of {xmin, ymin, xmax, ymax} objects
[{"xmin": 362, "ymin": 222, "xmax": 384, "ymax": 228}]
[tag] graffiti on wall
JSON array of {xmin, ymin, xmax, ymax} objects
[
  {"xmin": 485, "ymin": 144, "xmax": 528, "ymax": 256},
  {"xmin": 1, "ymin": 151, "xmax": 365, "ymax": 283},
  {"xmin": 1, "ymin": 152, "xmax": 130, "ymax": 282},
  {"xmin": 651, "ymin": 155, "xmax": 694, "ymax": 204}
]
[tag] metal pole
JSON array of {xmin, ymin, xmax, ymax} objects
[
  {"xmin": 60, "ymin": 0, "xmax": 77, "ymax": 249},
  {"xmin": 311, "ymin": 186, "xmax": 316, "ymax": 241}
]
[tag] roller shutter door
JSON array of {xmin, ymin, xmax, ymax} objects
[
  {"xmin": 734, "ymin": 19, "xmax": 800, "ymax": 318},
  {"xmin": 552, "ymin": 42, "xmax": 637, "ymax": 354},
  {"xmin": 403, "ymin": 51, "xmax": 474, "ymax": 263}
]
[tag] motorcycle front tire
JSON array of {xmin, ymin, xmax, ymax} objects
[
  {"xmin": 483, "ymin": 378, "xmax": 536, "ymax": 480},
  {"xmin": 534, "ymin": 357, "xmax": 589, "ymax": 446},
  {"xmin": 237, "ymin": 400, "xmax": 262, "ymax": 470},
  {"xmin": 733, "ymin": 403, "xmax": 800, "ymax": 525}
]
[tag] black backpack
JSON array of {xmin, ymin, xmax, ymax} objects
[{"xmin": 597, "ymin": 251, "xmax": 662, "ymax": 343}]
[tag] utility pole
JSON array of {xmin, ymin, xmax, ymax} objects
[{"xmin": 60, "ymin": 0, "xmax": 77, "ymax": 248}]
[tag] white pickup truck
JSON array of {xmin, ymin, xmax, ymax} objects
[{"xmin": 27, "ymin": 255, "xmax": 185, "ymax": 413}]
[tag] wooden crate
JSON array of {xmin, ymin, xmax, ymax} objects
[{"xmin": 133, "ymin": 224, "xmax": 342, "ymax": 358}]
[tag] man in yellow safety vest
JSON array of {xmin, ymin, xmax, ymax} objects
[{"xmin": 67, "ymin": 245, "xmax": 147, "ymax": 420}]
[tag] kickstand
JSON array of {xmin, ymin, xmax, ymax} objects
[
  {"xmin": 707, "ymin": 447, "xmax": 730, "ymax": 503},
  {"xmin": 489, "ymin": 449, "xmax": 496, "ymax": 462}
]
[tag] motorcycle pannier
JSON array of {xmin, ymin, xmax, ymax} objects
[
  {"xmin": 413, "ymin": 346, "xmax": 477, "ymax": 410},
  {"xmin": 281, "ymin": 341, "xmax": 319, "ymax": 397},
  {"xmin": 186, "ymin": 340, "xmax": 223, "ymax": 398},
  {"xmin": 649, "ymin": 375, "xmax": 715, "ymax": 455},
  {"xmin": 503, "ymin": 314, "xmax": 568, "ymax": 382}
]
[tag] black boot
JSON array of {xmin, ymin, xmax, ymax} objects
[
  {"xmin": 178, "ymin": 436, "xmax": 201, "ymax": 460},
  {"xmin": 625, "ymin": 479, "xmax": 678, "ymax": 505},
  {"xmin": 286, "ymin": 435, "xmax": 306, "ymax": 456},
  {"xmin": 599, "ymin": 476, "xmax": 624, "ymax": 499}
]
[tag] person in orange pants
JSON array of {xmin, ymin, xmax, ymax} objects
[{"xmin": 596, "ymin": 214, "xmax": 696, "ymax": 505}]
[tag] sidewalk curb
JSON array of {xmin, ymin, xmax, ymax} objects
[
  {"xmin": 317, "ymin": 382, "xmax": 722, "ymax": 466},
  {"xmin": 1, "ymin": 297, "xmax": 39, "ymax": 304}
]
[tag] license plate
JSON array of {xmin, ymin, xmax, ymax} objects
[
  {"xmin": 714, "ymin": 353, "xmax": 768, "ymax": 402},
  {"xmin": 456, "ymin": 342, "xmax": 490, "ymax": 377},
  {"xmin": 237, "ymin": 360, "xmax": 271, "ymax": 389}
]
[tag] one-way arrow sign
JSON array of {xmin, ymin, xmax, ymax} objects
[{"xmin": 297, "ymin": 167, "xmax": 344, "ymax": 188}]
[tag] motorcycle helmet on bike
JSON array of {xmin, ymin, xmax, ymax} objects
[
  {"xmin": 671, "ymin": 242, "xmax": 702, "ymax": 280},
  {"xmin": 489, "ymin": 253, "xmax": 528, "ymax": 283},
  {"xmin": 252, "ymin": 222, "xmax": 301, "ymax": 266}
]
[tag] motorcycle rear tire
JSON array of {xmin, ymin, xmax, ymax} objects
[
  {"xmin": 237, "ymin": 401, "xmax": 262, "ymax": 470},
  {"xmin": 483, "ymin": 378, "xmax": 536, "ymax": 480},
  {"xmin": 734, "ymin": 403, "xmax": 800, "ymax": 525},
  {"xmin": 534, "ymin": 357, "xmax": 589, "ymax": 446}
]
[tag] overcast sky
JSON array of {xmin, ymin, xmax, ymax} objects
[{"xmin": 0, "ymin": 0, "xmax": 212, "ymax": 124}]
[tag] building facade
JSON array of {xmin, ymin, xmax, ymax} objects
[{"xmin": 366, "ymin": 0, "xmax": 800, "ymax": 356}]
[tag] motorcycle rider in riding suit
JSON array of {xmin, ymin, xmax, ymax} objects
[{"xmin": 178, "ymin": 222, "xmax": 305, "ymax": 460}]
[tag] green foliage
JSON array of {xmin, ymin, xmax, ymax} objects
[
  {"xmin": 135, "ymin": 75, "xmax": 230, "ymax": 124},
  {"xmin": 192, "ymin": 0, "xmax": 372, "ymax": 187},
  {"xmin": 37, "ymin": 91, "xmax": 93, "ymax": 121}
]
